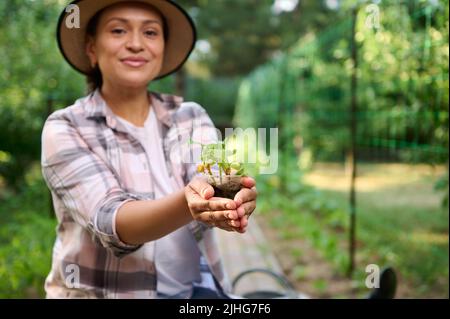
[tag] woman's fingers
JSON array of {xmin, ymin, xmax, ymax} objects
[
  {"xmin": 240, "ymin": 216, "xmax": 249, "ymax": 228},
  {"xmin": 236, "ymin": 221, "xmax": 247, "ymax": 233},
  {"xmin": 185, "ymin": 175, "xmax": 255, "ymax": 234},
  {"xmin": 207, "ymin": 218, "xmax": 248, "ymax": 233},
  {"xmin": 216, "ymin": 223, "xmax": 238, "ymax": 232},
  {"xmin": 218, "ymin": 219, "xmax": 247, "ymax": 233},
  {"xmin": 186, "ymin": 186, "xmax": 237, "ymax": 212},
  {"xmin": 209, "ymin": 197, "xmax": 237, "ymax": 211},
  {"xmin": 198, "ymin": 210, "xmax": 241, "ymax": 226},
  {"xmin": 187, "ymin": 176, "xmax": 215, "ymax": 199},
  {"xmin": 242, "ymin": 200, "xmax": 256, "ymax": 217},
  {"xmin": 237, "ymin": 199, "xmax": 256, "ymax": 232},
  {"xmin": 241, "ymin": 176, "xmax": 256, "ymax": 189},
  {"xmin": 189, "ymin": 197, "xmax": 236, "ymax": 212},
  {"xmin": 234, "ymin": 186, "xmax": 257, "ymax": 207}
]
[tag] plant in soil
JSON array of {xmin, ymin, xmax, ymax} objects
[{"xmin": 190, "ymin": 135, "xmax": 246, "ymax": 199}]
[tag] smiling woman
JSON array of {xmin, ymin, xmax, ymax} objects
[
  {"xmin": 41, "ymin": 0, "xmax": 258, "ymax": 299},
  {"xmin": 84, "ymin": 3, "xmax": 166, "ymax": 98}
]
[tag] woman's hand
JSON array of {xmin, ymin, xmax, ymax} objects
[
  {"xmin": 233, "ymin": 177, "xmax": 258, "ymax": 233},
  {"xmin": 185, "ymin": 177, "xmax": 243, "ymax": 232}
]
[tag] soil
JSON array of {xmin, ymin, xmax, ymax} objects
[
  {"xmin": 213, "ymin": 186, "xmax": 240, "ymax": 200},
  {"xmin": 209, "ymin": 175, "xmax": 242, "ymax": 200}
]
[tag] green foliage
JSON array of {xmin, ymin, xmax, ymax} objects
[
  {"xmin": 0, "ymin": 213, "xmax": 55, "ymax": 298},
  {"xmin": 184, "ymin": 0, "xmax": 334, "ymax": 76},
  {"xmin": 258, "ymin": 163, "xmax": 449, "ymax": 297},
  {"xmin": 0, "ymin": 0, "xmax": 448, "ymax": 299},
  {"xmin": 356, "ymin": 0, "xmax": 449, "ymax": 164},
  {"xmin": 234, "ymin": 0, "xmax": 449, "ymax": 164},
  {"xmin": 148, "ymin": 75, "xmax": 176, "ymax": 94},
  {"xmin": 185, "ymin": 77, "xmax": 241, "ymax": 128},
  {"xmin": 192, "ymin": 134, "xmax": 245, "ymax": 179},
  {"xmin": 0, "ymin": 0, "xmax": 85, "ymax": 191},
  {"xmin": 0, "ymin": 166, "xmax": 56, "ymax": 298},
  {"xmin": 235, "ymin": 0, "xmax": 449, "ymax": 208}
]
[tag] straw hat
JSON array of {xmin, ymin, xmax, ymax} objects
[{"xmin": 57, "ymin": 0, "xmax": 196, "ymax": 79}]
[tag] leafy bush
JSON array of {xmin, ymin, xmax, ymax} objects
[
  {"xmin": 234, "ymin": 1, "xmax": 449, "ymax": 164},
  {"xmin": 0, "ymin": 213, "xmax": 55, "ymax": 298},
  {"xmin": 0, "ymin": 167, "xmax": 56, "ymax": 298}
]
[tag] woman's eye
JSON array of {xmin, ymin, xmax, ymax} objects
[
  {"xmin": 144, "ymin": 30, "xmax": 158, "ymax": 37},
  {"xmin": 111, "ymin": 28, "xmax": 125, "ymax": 34}
]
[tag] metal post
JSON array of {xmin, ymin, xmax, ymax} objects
[{"xmin": 348, "ymin": 7, "xmax": 359, "ymax": 278}]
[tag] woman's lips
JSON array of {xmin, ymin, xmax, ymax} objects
[{"xmin": 121, "ymin": 58, "xmax": 148, "ymax": 68}]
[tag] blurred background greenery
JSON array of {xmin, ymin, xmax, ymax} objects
[{"xmin": 0, "ymin": 0, "xmax": 448, "ymax": 298}]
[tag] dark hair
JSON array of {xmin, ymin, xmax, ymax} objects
[
  {"xmin": 85, "ymin": 4, "xmax": 169, "ymax": 93},
  {"xmin": 85, "ymin": 11, "xmax": 103, "ymax": 93}
]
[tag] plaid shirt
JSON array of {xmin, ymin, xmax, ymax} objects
[{"xmin": 41, "ymin": 90, "xmax": 229, "ymax": 298}]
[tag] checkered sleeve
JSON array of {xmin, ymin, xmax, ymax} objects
[{"xmin": 41, "ymin": 112, "xmax": 142, "ymax": 257}]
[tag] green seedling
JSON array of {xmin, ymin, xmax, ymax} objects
[{"xmin": 190, "ymin": 135, "xmax": 246, "ymax": 199}]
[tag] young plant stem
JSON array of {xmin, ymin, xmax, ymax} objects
[{"xmin": 207, "ymin": 164, "xmax": 217, "ymax": 185}]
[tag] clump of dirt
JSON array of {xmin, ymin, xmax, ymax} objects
[
  {"xmin": 193, "ymin": 133, "xmax": 246, "ymax": 200},
  {"xmin": 208, "ymin": 174, "xmax": 242, "ymax": 199}
]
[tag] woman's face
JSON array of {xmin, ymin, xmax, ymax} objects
[{"xmin": 86, "ymin": 3, "xmax": 165, "ymax": 89}]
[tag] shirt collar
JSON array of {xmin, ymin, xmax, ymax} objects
[{"xmin": 85, "ymin": 89, "xmax": 184, "ymax": 131}]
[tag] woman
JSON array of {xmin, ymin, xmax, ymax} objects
[{"xmin": 42, "ymin": 0, "xmax": 257, "ymax": 299}]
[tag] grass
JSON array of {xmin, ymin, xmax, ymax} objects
[{"xmin": 302, "ymin": 163, "xmax": 449, "ymax": 298}]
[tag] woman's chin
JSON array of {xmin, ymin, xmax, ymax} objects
[{"xmin": 116, "ymin": 76, "xmax": 153, "ymax": 90}]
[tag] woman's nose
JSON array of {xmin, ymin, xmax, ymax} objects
[{"xmin": 126, "ymin": 32, "xmax": 144, "ymax": 52}]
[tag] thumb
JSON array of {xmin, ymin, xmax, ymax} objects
[
  {"xmin": 190, "ymin": 176, "xmax": 215, "ymax": 199},
  {"xmin": 201, "ymin": 185, "xmax": 214, "ymax": 200}
]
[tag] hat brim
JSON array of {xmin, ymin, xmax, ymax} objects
[{"xmin": 57, "ymin": 0, "xmax": 196, "ymax": 80}]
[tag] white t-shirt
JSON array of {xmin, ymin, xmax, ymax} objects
[{"xmin": 116, "ymin": 107, "xmax": 201, "ymax": 298}]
